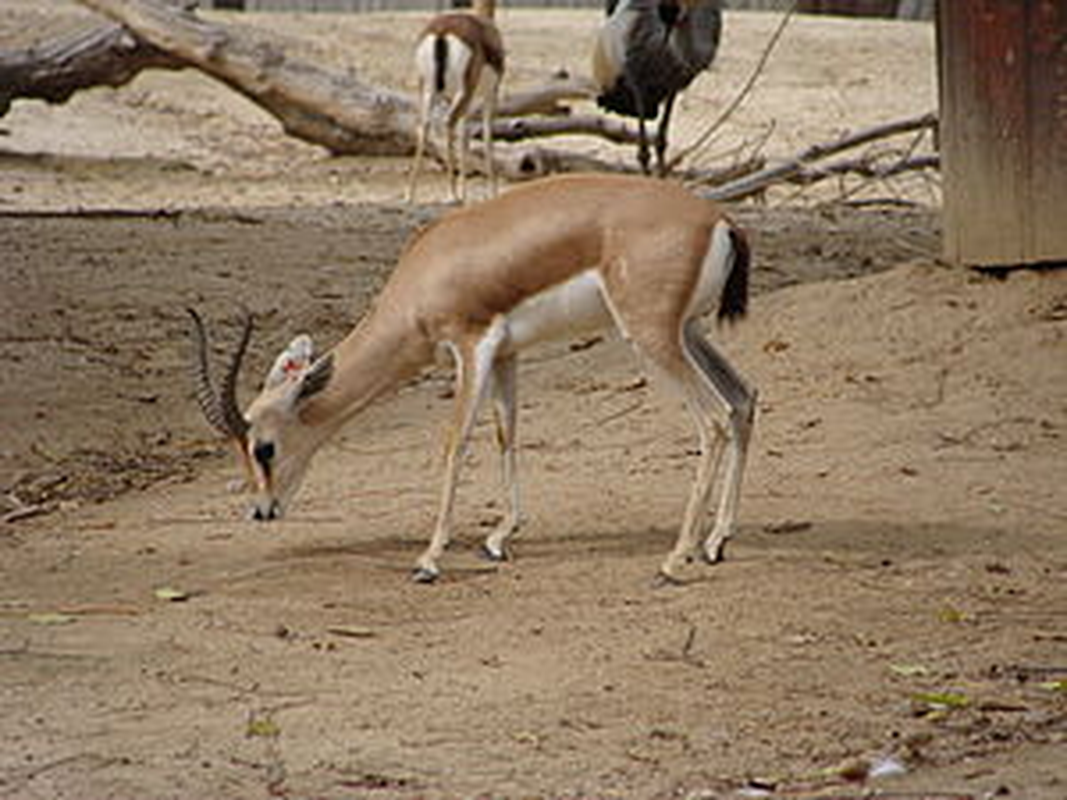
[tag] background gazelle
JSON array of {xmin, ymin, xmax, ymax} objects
[
  {"xmin": 407, "ymin": 0, "xmax": 505, "ymax": 204},
  {"xmin": 191, "ymin": 174, "xmax": 755, "ymax": 584}
]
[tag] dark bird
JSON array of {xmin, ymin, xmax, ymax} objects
[{"xmin": 593, "ymin": 0, "xmax": 723, "ymax": 175}]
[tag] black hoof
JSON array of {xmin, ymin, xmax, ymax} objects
[
  {"xmin": 481, "ymin": 543, "xmax": 509, "ymax": 563},
  {"xmin": 653, "ymin": 571, "xmax": 685, "ymax": 589},
  {"xmin": 412, "ymin": 567, "xmax": 439, "ymax": 584},
  {"xmin": 704, "ymin": 541, "xmax": 728, "ymax": 565}
]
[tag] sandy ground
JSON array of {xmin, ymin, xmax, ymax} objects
[{"xmin": 2, "ymin": 4, "xmax": 1066, "ymax": 800}]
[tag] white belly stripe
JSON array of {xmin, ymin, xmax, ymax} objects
[{"xmin": 503, "ymin": 269, "xmax": 612, "ymax": 351}]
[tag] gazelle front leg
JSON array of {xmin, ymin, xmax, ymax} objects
[
  {"xmin": 664, "ymin": 410, "xmax": 727, "ymax": 578},
  {"xmin": 415, "ymin": 324, "xmax": 506, "ymax": 582},
  {"xmin": 615, "ymin": 316, "xmax": 752, "ymax": 584},
  {"xmin": 483, "ymin": 352, "xmax": 521, "ymax": 561}
]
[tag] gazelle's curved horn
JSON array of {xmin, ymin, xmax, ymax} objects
[
  {"xmin": 187, "ymin": 308, "xmax": 251, "ymax": 445},
  {"xmin": 219, "ymin": 309, "xmax": 253, "ymax": 444}
]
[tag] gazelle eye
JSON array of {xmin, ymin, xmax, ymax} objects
[{"xmin": 253, "ymin": 441, "xmax": 276, "ymax": 469}]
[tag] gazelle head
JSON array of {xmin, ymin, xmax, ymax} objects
[{"xmin": 188, "ymin": 309, "xmax": 333, "ymax": 521}]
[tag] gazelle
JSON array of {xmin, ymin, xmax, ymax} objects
[
  {"xmin": 407, "ymin": 0, "xmax": 505, "ymax": 204},
  {"xmin": 190, "ymin": 174, "xmax": 755, "ymax": 584}
]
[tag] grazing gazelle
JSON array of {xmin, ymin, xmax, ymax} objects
[
  {"xmin": 190, "ymin": 174, "xmax": 755, "ymax": 584},
  {"xmin": 407, "ymin": 0, "xmax": 505, "ymax": 204}
]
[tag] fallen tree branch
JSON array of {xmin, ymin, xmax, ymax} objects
[
  {"xmin": 0, "ymin": 14, "xmax": 184, "ymax": 117},
  {"xmin": 798, "ymin": 152, "xmax": 939, "ymax": 183},
  {"xmin": 700, "ymin": 112, "xmax": 938, "ymax": 201},
  {"xmin": 488, "ymin": 113, "xmax": 638, "ymax": 145},
  {"xmin": 492, "ymin": 75, "xmax": 597, "ymax": 118},
  {"xmin": 495, "ymin": 146, "xmax": 631, "ymax": 180},
  {"xmin": 685, "ymin": 154, "xmax": 767, "ymax": 189},
  {"xmin": 77, "ymin": 0, "xmax": 421, "ymax": 155}
]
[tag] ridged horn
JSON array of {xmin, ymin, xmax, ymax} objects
[{"xmin": 187, "ymin": 307, "xmax": 251, "ymax": 445}]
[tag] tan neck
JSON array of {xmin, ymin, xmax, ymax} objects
[
  {"xmin": 471, "ymin": 0, "xmax": 496, "ymax": 19},
  {"xmin": 299, "ymin": 309, "xmax": 432, "ymax": 432}
]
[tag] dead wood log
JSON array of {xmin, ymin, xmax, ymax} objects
[
  {"xmin": 495, "ymin": 146, "xmax": 630, "ymax": 181},
  {"xmin": 492, "ymin": 75, "xmax": 597, "ymax": 118},
  {"xmin": 0, "ymin": 16, "xmax": 183, "ymax": 117},
  {"xmin": 488, "ymin": 114, "xmax": 638, "ymax": 145},
  {"xmin": 76, "ymin": 0, "xmax": 420, "ymax": 155}
]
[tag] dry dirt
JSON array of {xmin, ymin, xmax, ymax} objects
[{"xmin": 1, "ymin": 5, "xmax": 1066, "ymax": 800}]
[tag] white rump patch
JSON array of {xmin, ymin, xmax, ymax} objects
[
  {"xmin": 687, "ymin": 220, "xmax": 734, "ymax": 320},
  {"xmin": 415, "ymin": 34, "xmax": 473, "ymax": 98},
  {"xmin": 504, "ymin": 270, "xmax": 612, "ymax": 351}
]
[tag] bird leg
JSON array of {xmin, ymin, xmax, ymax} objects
[
  {"xmin": 654, "ymin": 92, "xmax": 678, "ymax": 177},
  {"xmin": 618, "ymin": 67, "xmax": 654, "ymax": 175},
  {"xmin": 637, "ymin": 116, "xmax": 652, "ymax": 175}
]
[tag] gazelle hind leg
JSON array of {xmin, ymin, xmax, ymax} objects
[
  {"xmin": 483, "ymin": 353, "xmax": 521, "ymax": 561},
  {"xmin": 659, "ymin": 368, "xmax": 732, "ymax": 582},
  {"xmin": 682, "ymin": 321, "xmax": 756, "ymax": 564},
  {"xmin": 458, "ymin": 118, "xmax": 470, "ymax": 204},
  {"xmin": 406, "ymin": 84, "xmax": 434, "ymax": 203},
  {"xmin": 415, "ymin": 327, "xmax": 504, "ymax": 582},
  {"xmin": 614, "ymin": 325, "xmax": 731, "ymax": 582},
  {"xmin": 482, "ymin": 80, "xmax": 499, "ymax": 198},
  {"xmin": 444, "ymin": 122, "xmax": 459, "ymax": 203},
  {"xmin": 445, "ymin": 94, "xmax": 470, "ymax": 204}
]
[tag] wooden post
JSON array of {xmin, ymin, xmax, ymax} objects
[{"xmin": 937, "ymin": 1, "xmax": 1067, "ymax": 267}]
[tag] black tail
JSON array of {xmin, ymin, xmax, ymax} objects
[
  {"xmin": 717, "ymin": 226, "xmax": 750, "ymax": 324},
  {"xmin": 433, "ymin": 35, "xmax": 449, "ymax": 93}
]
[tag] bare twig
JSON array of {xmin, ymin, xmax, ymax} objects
[
  {"xmin": 2, "ymin": 505, "xmax": 52, "ymax": 524},
  {"xmin": 700, "ymin": 113, "xmax": 938, "ymax": 201},
  {"xmin": 670, "ymin": 0, "xmax": 799, "ymax": 174},
  {"xmin": 826, "ymin": 124, "xmax": 939, "ymax": 206},
  {"xmin": 685, "ymin": 154, "xmax": 767, "ymax": 188},
  {"xmin": 797, "ymin": 152, "xmax": 940, "ymax": 183}
]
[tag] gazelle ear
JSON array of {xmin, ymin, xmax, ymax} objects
[
  {"xmin": 264, "ymin": 335, "xmax": 315, "ymax": 389},
  {"xmin": 296, "ymin": 353, "xmax": 334, "ymax": 403}
]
